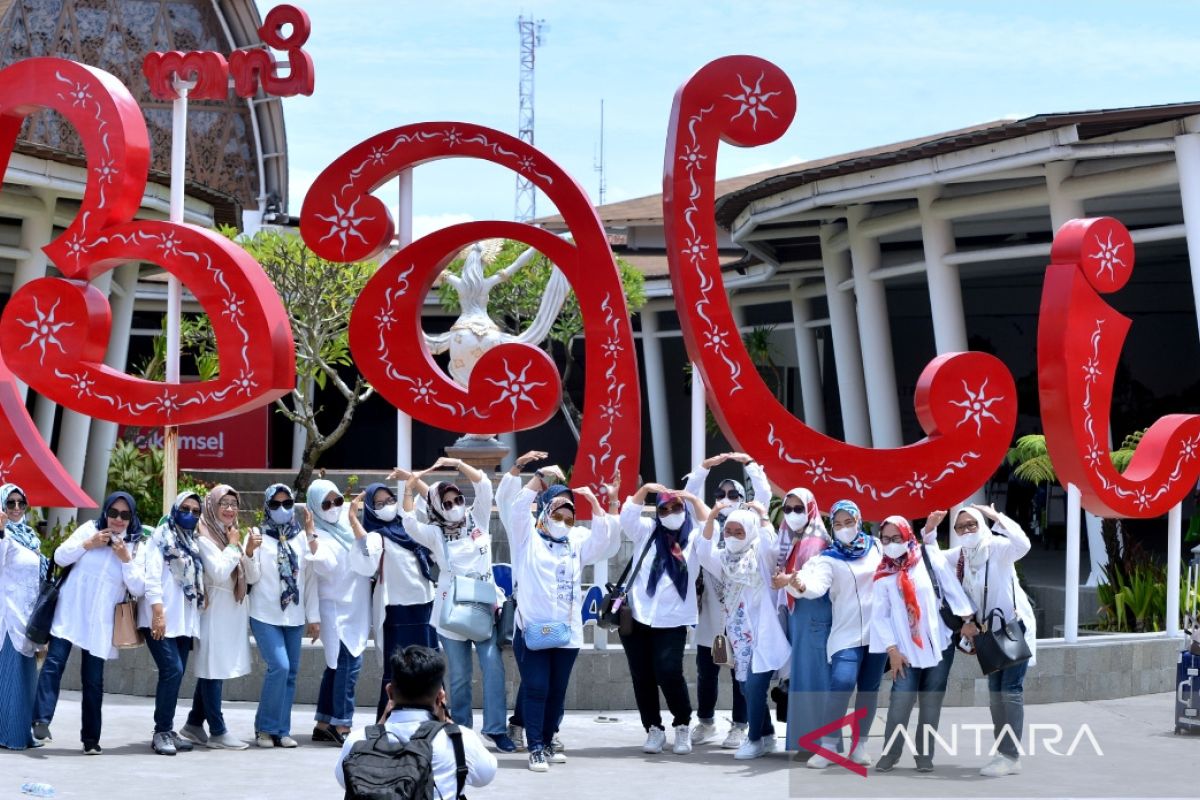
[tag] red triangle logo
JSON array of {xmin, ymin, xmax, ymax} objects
[{"xmin": 796, "ymin": 706, "xmax": 869, "ymax": 777}]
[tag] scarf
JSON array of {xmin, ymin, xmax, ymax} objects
[
  {"xmin": 825, "ymin": 499, "xmax": 873, "ymax": 561},
  {"xmin": 535, "ymin": 484, "xmax": 574, "ymax": 545},
  {"xmin": 161, "ymin": 490, "xmax": 205, "ymax": 607},
  {"xmin": 97, "ymin": 491, "xmax": 145, "ymax": 545},
  {"xmin": 646, "ymin": 493, "xmax": 691, "ymax": 600},
  {"xmin": 719, "ymin": 509, "xmax": 764, "ymax": 592},
  {"xmin": 364, "ymin": 481, "xmax": 433, "ymax": 583},
  {"xmin": 777, "ymin": 488, "xmax": 829, "ymax": 610},
  {"xmin": 873, "ymin": 515, "xmax": 923, "ymax": 648},
  {"xmin": 2, "ymin": 484, "xmax": 47, "ymax": 581},
  {"xmin": 955, "ymin": 508, "xmax": 993, "ymax": 613},
  {"xmin": 262, "ymin": 484, "xmax": 301, "ymax": 610},
  {"xmin": 199, "ymin": 484, "xmax": 247, "ymax": 603},
  {"xmin": 306, "ymin": 479, "xmax": 355, "ymax": 550}
]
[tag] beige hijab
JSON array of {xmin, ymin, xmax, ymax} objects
[{"xmin": 200, "ymin": 484, "xmax": 248, "ymax": 603}]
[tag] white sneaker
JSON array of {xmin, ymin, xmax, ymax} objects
[
  {"xmin": 762, "ymin": 734, "xmax": 777, "ymax": 753},
  {"xmin": 528, "ymin": 748, "xmax": 550, "ymax": 773},
  {"xmin": 642, "ymin": 726, "xmax": 667, "ymax": 754},
  {"xmin": 807, "ymin": 752, "xmax": 834, "ymax": 769},
  {"xmin": 179, "ymin": 723, "xmax": 207, "ymax": 746},
  {"xmin": 980, "ymin": 754, "xmax": 1020, "ymax": 777},
  {"xmin": 207, "ymin": 732, "xmax": 249, "ymax": 750},
  {"xmin": 690, "ymin": 720, "xmax": 718, "ymax": 745},
  {"xmin": 850, "ymin": 742, "xmax": 872, "ymax": 766},
  {"xmin": 547, "ymin": 743, "xmax": 568, "ymax": 764},
  {"xmin": 672, "ymin": 724, "xmax": 692, "ymax": 755},
  {"xmin": 721, "ymin": 723, "xmax": 748, "ymax": 749},
  {"xmin": 734, "ymin": 737, "xmax": 768, "ymax": 760}
]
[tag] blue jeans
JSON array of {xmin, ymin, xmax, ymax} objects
[
  {"xmin": 440, "ymin": 629, "xmax": 507, "ymax": 735},
  {"xmin": 509, "ymin": 683, "xmax": 565, "ymax": 732},
  {"xmin": 739, "ymin": 669, "xmax": 778, "ymax": 743},
  {"xmin": 824, "ymin": 645, "xmax": 887, "ymax": 752},
  {"xmin": 142, "ymin": 634, "xmax": 193, "ymax": 734},
  {"xmin": 987, "ymin": 659, "xmax": 1028, "ymax": 759},
  {"xmin": 317, "ymin": 642, "xmax": 363, "ymax": 728},
  {"xmin": 513, "ymin": 628, "xmax": 578, "ymax": 751},
  {"xmin": 33, "ymin": 635, "xmax": 105, "ymax": 744},
  {"xmin": 376, "ymin": 602, "xmax": 436, "ymax": 717},
  {"xmin": 786, "ymin": 595, "xmax": 832, "ymax": 752},
  {"xmin": 880, "ymin": 642, "xmax": 956, "ymax": 764},
  {"xmin": 696, "ymin": 644, "xmax": 747, "ymax": 724},
  {"xmin": 251, "ymin": 618, "xmax": 303, "ymax": 736},
  {"xmin": 187, "ymin": 678, "xmax": 228, "ymax": 736}
]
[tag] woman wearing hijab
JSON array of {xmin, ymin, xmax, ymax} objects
[
  {"xmin": 248, "ymin": 484, "xmax": 321, "ymax": 748},
  {"xmin": 0, "ymin": 484, "xmax": 47, "ymax": 750},
  {"xmin": 499, "ymin": 462, "xmax": 617, "ymax": 773},
  {"xmin": 695, "ymin": 502, "xmax": 789, "ymax": 760},
  {"xmin": 395, "ymin": 457, "xmax": 513, "ymax": 752},
  {"xmin": 180, "ymin": 485, "xmax": 259, "ymax": 751},
  {"xmin": 923, "ymin": 504, "xmax": 1035, "ymax": 778},
  {"xmin": 683, "ymin": 452, "xmax": 770, "ymax": 749},
  {"xmin": 307, "ymin": 478, "xmax": 376, "ymax": 745},
  {"xmin": 32, "ymin": 491, "xmax": 148, "ymax": 754},
  {"xmin": 870, "ymin": 514, "xmax": 973, "ymax": 773},
  {"xmin": 136, "ymin": 490, "xmax": 207, "ymax": 755},
  {"xmin": 768, "ymin": 488, "xmax": 833, "ymax": 758},
  {"xmin": 618, "ymin": 481, "xmax": 709, "ymax": 756},
  {"xmin": 786, "ymin": 499, "xmax": 885, "ymax": 769}
]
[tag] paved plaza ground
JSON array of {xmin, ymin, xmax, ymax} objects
[{"xmin": 0, "ymin": 690, "xmax": 1194, "ymax": 799}]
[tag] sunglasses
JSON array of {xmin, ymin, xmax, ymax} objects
[
  {"xmin": 441, "ymin": 495, "xmax": 466, "ymax": 511},
  {"xmin": 5, "ymin": 499, "xmax": 28, "ymax": 510},
  {"xmin": 106, "ymin": 508, "xmax": 132, "ymax": 522},
  {"xmin": 782, "ymin": 504, "xmax": 805, "ymax": 515},
  {"xmin": 658, "ymin": 503, "xmax": 684, "ymax": 516},
  {"xmin": 267, "ymin": 499, "xmax": 296, "ymax": 511},
  {"xmin": 179, "ymin": 506, "xmax": 201, "ymax": 515},
  {"xmin": 321, "ymin": 496, "xmax": 345, "ymax": 511},
  {"xmin": 714, "ymin": 489, "xmax": 742, "ymax": 501}
]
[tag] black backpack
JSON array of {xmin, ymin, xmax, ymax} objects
[{"xmin": 343, "ymin": 720, "xmax": 467, "ymax": 800}]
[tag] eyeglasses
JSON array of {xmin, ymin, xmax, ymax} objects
[
  {"xmin": 954, "ymin": 521, "xmax": 980, "ymax": 534},
  {"xmin": 267, "ymin": 499, "xmax": 295, "ymax": 511},
  {"xmin": 217, "ymin": 499, "xmax": 240, "ymax": 510},
  {"xmin": 321, "ymin": 496, "xmax": 345, "ymax": 511},
  {"xmin": 830, "ymin": 520, "xmax": 857, "ymax": 532},
  {"xmin": 106, "ymin": 508, "xmax": 132, "ymax": 522},
  {"xmin": 714, "ymin": 490, "xmax": 742, "ymax": 501},
  {"xmin": 441, "ymin": 495, "xmax": 466, "ymax": 511},
  {"xmin": 880, "ymin": 535, "xmax": 906, "ymax": 545},
  {"xmin": 373, "ymin": 499, "xmax": 397, "ymax": 511},
  {"xmin": 782, "ymin": 504, "xmax": 805, "ymax": 515},
  {"xmin": 5, "ymin": 499, "xmax": 28, "ymax": 510}
]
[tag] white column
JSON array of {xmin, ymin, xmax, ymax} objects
[
  {"xmin": 82, "ymin": 261, "xmax": 140, "ymax": 504},
  {"xmin": 690, "ymin": 367, "xmax": 706, "ymax": 468},
  {"xmin": 917, "ymin": 189, "xmax": 968, "ymax": 354},
  {"xmin": 639, "ymin": 310, "xmax": 674, "ymax": 484},
  {"xmin": 846, "ymin": 207, "xmax": 903, "ymax": 448},
  {"xmin": 1168, "ymin": 503, "xmax": 1182, "ymax": 637},
  {"xmin": 1045, "ymin": 160, "xmax": 1084, "ymax": 232},
  {"xmin": 819, "ymin": 224, "xmax": 871, "ymax": 446},
  {"xmin": 396, "ymin": 169, "xmax": 415, "ymax": 476},
  {"xmin": 1173, "ymin": 135, "xmax": 1200, "ymax": 346},
  {"xmin": 1064, "ymin": 484, "xmax": 1081, "ymax": 642},
  {"xmin": 12, "ymin": 197, "xmax": 53, "ymax": 403},
  {"xmin": 788, "ymin": 281, "xmax": 825, "ymax": 433}
]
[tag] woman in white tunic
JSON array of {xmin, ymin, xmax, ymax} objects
[
  {"xmin": 307, "ymin": 478, "xmax": 375, "ymax": 745},
  {"xmin": 138, "ymin": 490, "xmax": 206, "ymax": 756},
  {"xmin": 180, "ymin": 485, "xmax": 259, "ymax": 750},
  {"xmin": 32, "ymin": 491, "xmax": 148, "ymax": 754},
  {"xmin": 0, "ymin": 483, "xmax": 48, "ymax": 750},
  {"xmin": 696, "ymin": 505, "xmax": 789, "ymax": 761}
]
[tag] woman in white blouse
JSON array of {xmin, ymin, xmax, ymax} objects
[
  {"xmin": 924, "ymin": 504, "xmax": 1036, "ymax": 778},
  {"xmin": 0, "ymin": 483, "xmax": 47, "ymax": 750},
  {"xmin": 137, "ymin": 490, "xmax": 207, "ymax": 756},
  {"xmin": 869, "ymin": 514, "xmax": 973, "ymax": 773},
  {"xmin": 396, "ymin": 458, "xmax": 513, "ymax": 752},
  {"xmin": 32, "ymin": 491, "xmax": 148, "ymax": 754},
  {"xmin": 248, "ymin": 484, "xmax": 321, "ymax": 748},
  {"xmin": 619, "ymin": 481, "xmax": 708, "ymax": 756},
  {"xmin": 498, "ymin": 463, "xmax": 616, "ymax": 773},
  {"xmin": 307, "ymin": 478, "xmax": 376, "ymax": 745},
  {"xmin": 180, "ymin": 485, "xmax": 259, "ymax": 751},
  {"xmin": 786, "ymin": 498, "xmax": 885, "ymax": 770},
  {"xmin": 696, "ymin": 505, "xmax": 789, "ymax": 761}
]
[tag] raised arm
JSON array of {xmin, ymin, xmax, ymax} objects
[{"xmin": 977, "ymin": 503, "xmax": 1031, "ymax": 561}]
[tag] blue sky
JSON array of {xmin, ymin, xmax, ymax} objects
[{"xmin": 276, "ymin": 1, "xmax": 1200, "ymax": 237}]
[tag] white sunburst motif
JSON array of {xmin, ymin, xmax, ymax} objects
[
  {"xmin": 723, "ymin": 72, "xmax": 782, "ymax": 130},
  {"xmin": 229, "ymin": 372, "xmax": 258, "ymax": 397},
  {"xmin": 158, "ymin": 231, "xmax": 182, "ymax": 257},
  {"xmin": 678, "ymin": 144, "xmax": 707, "ymax": 172},
  {"xmin": 443, "ymin": 127, "xmax": 464, "ymax": 148},
  {"xmin": 1088, "ymin": 230, "xmax": 1127, "ymax": 282},
  {"xmin": 16, "ymin": 297, "xmax": 72, "ymax": 366},
  {"xmin": 58, "ymin": 77, "xmax": 93, "ymax": 108},
  {"xmin": 949, "ymin": 379, "xmax": 1005, "ymax": 436},
  {"xmin": 906, "ymin": 473, "xmax": 932, "ymax": 498},
  {"xmin": 153, "ymin": 390, "xmax": 181, "ymax": 416},
  {"xmin": 1082, "ymin": 356, "xmax": 1102, "ymax": 385},
  {"xmin": 681, "ymin": 238, "xmax": 709, "ymax": 265},
  {"xmin": 94, "ymin": 158, "xmax": 118, "ymax": 184},
  {"xmin": 315, "ymin": 196, "xmax": 372, "ymax": 253},
  {"xmin": 1181, "ymin": 436, "xmax": 1200, "ymax": 462},
  {"xmin": 485, "ymin": 360, "xmax": 548, "ymax": 416}
]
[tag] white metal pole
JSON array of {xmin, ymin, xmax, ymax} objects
[
  {"xmin": 1064, "ymin": 484, "xmax": 1081, "ymax": 642},
  {"xmin": 163, "ymin": 79, "xmax": 192, "ymax": 517},
  {"xmin": 396, "ymin": 170, "xmax": 414, "ymax": 477},
  {"xmin": 1173, "ymin": 134, "xmax": 1200, "ymax": 346},
  {"xmin": 640, "ymin": 311, "xmax": 674, "ymax": 484},
  {"xmin": 690, "ymin": 367, "xmax": 705, "ymax": 469},
  {"xmin": 1168, "ymin": 503, "xmax": 1183, "ymax": 637}
]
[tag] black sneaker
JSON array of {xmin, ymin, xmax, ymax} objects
[
  {"xmin": 874, "ymin": 755, "xmax": 898, "ymax": 773},
  {"xmin": 484, "ymin": 733, "xmax": 518, "ymax": 753},
  {"xmin": 312, "ymin": 726, "xmax": 345, "ymax": 745},
  {"xmin": 915, "ymin": 758, "xmax": 935, "ymax": 773},
  {"xmin": 83, "ymin": 740, "xmax": 102, "ymax": 755},
  {"xmin": 32, "ymin": 722, "xmax": 51, "ymax": 742}
]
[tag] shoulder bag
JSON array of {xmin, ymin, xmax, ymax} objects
[
  {"xmin": 598, "ymin": 532, "xmax": 656, "ymax": 637},
  {"xmin": 522, "ymin": 541, "xmax": 575, "ymax": 651},
  {"xmin": 25, "ymin": 564, "xmax": 71, "ymax": 646},
  {"xmin": 973, "ymin": 559, "xmax": 1032, "ymax": 676},
  {"xmin": 920, "ymin": 540, "xmax": 964, "ymax": 634},
  {"xmin": 113, "ymin": 536, "xmax": 145, "ymax": 649},
  {"xmin": 437, "ymin": 535, "xmax": 499, "ymax": 642}
]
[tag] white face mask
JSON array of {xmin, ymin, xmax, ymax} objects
[
  {"xmin": 547, "ymin": 518, "xmax": 571, "ymax": 538},
  {"xmin": 725, "ymin": 534, "xmax": 751, "ymax": 554},
  {"xmin": 957, "ymin": 531, "xmax": 981, "ymax": 549},
  {"xmin": 268, "ymin": 507, "xmax": 294, "ymax": 526},
  {"xmin": 444, "ymin": 505, "xmax": 466, "ymax": 524},
  {"xmin": 318, "ymin": 506, "xmax": 341, "ymax": 525},
  {"xmin": 784, "ymin": 511, "xmax": 808, "ymax": 531},
  {"xmin": 659, "ymin": 512, "xmax": 686, "ymax": 531},
  {"xmin": 883, "ymin": 541, "xmax": 908, "ymax": 560},
  {"xmin": 374, "ymin": 503, "xmax": 398, "ymax": 523},
  {"xmin": 834, "ymin": 527, "xmax": 858, "ymax": 545}
]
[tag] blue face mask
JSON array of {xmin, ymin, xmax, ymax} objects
[
  {"xmin": 175, "ymin": 511, "xmax": 199, "ymax": 531},
  {"xmin": 268, "ymin": 507, "xmax": 294, "ymax": 526}
]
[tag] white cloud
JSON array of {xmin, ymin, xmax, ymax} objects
[{"xmin": 410, "ymin": 212, "xmax": 475, "ymax": 241}]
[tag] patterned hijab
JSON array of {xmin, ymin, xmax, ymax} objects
[
  {"xmin": 825, "ymin": 499, "xmax": 873, "ymax": 561},
  {"xmin": 873, "ymin": 515, "xmax": 924, "ymax": 648},
  {"xmin": 199, "ymin": 484, "xmax": 247, "ymax": 603},
  {"xmin": 719, "ymin": 508, "xmax": 763, "ymax": 590},
  {"xmin": 97, "ymin": 491, "xmax": 144, "ymax": 545},
  {"xmin": 306, "ymin": 479, "xmax": 354, "ymax": 550},
  {"xmin": 2, "ymin": 484, "xmax": 47, "ymax": 581},
  {"xmin": 955, "ymin": 507, "xmax": 993, "ymax": 612},
  {"xmin": 535, "ymin": 484, "xmax": 575, "ymax": 545},
  {"xmin": 646, "ymin": 493, "xmax": 692, "ymax": 600},
  {"xmin": 262, "ymin": 484, "xmax": 301, "ymax": 610},
  {"xmin": 161, "ymin": 490, "xmax": 205, "ymax": 607},
  {"xmin": 365, "ymin": 482, "xmax": 433, "ymax": 583},
  {"xmin": 778, "ymin": 487, "xmax": 828, "ymax": 610}
]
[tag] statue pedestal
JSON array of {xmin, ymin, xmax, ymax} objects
[{"xmin": 445, "ymin": 435, "xmax": 510, "ymax": 474}]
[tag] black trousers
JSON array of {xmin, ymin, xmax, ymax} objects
[{"xmin": 619, "ymin": 620, "xmax": 692, "ymax": 731}]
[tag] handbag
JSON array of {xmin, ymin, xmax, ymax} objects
[
  {"xmin": 711, "ymin": 633, "xmax": 729, "ymax": 665},
  {"xmin": 437, "ymin": 536, "xmax": 498, "ymax": 642},
  {"xmin": 496, "ymin": 597, "xmax": 517, "ymax": 649},
  {"xmin": 599, "ymin": 535, "xmax": 656, "ymax": 635},
  {"xmin": 973, "ymin": 561, "xmax": 1032, "ymax": 676},
  {"xmin": 26, "ymin": 565, "xmax": 71, "ymax": 646},
  {"xmin": 523, "ymin": 618, "xmax": 572, "ymax": 650},
  {"xmin": 920, "ymin": 541, "xmax": 964, "ymax": 634},
  {"xmin": 112, "ymin": 593, "xmax": 143, "ymax": 649}
]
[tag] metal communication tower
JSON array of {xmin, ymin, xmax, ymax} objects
[
  {"xmin": 593, "ymin": 99, "xmax": 606, "ymax": 206},
  {"xmin": 515, "ymin": 15, "xmax": 545, "ymax": 221}
]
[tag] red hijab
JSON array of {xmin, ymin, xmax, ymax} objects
[{"xmin": 872, "ymin": 515, "xmax": 923, "ymax": 648}]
